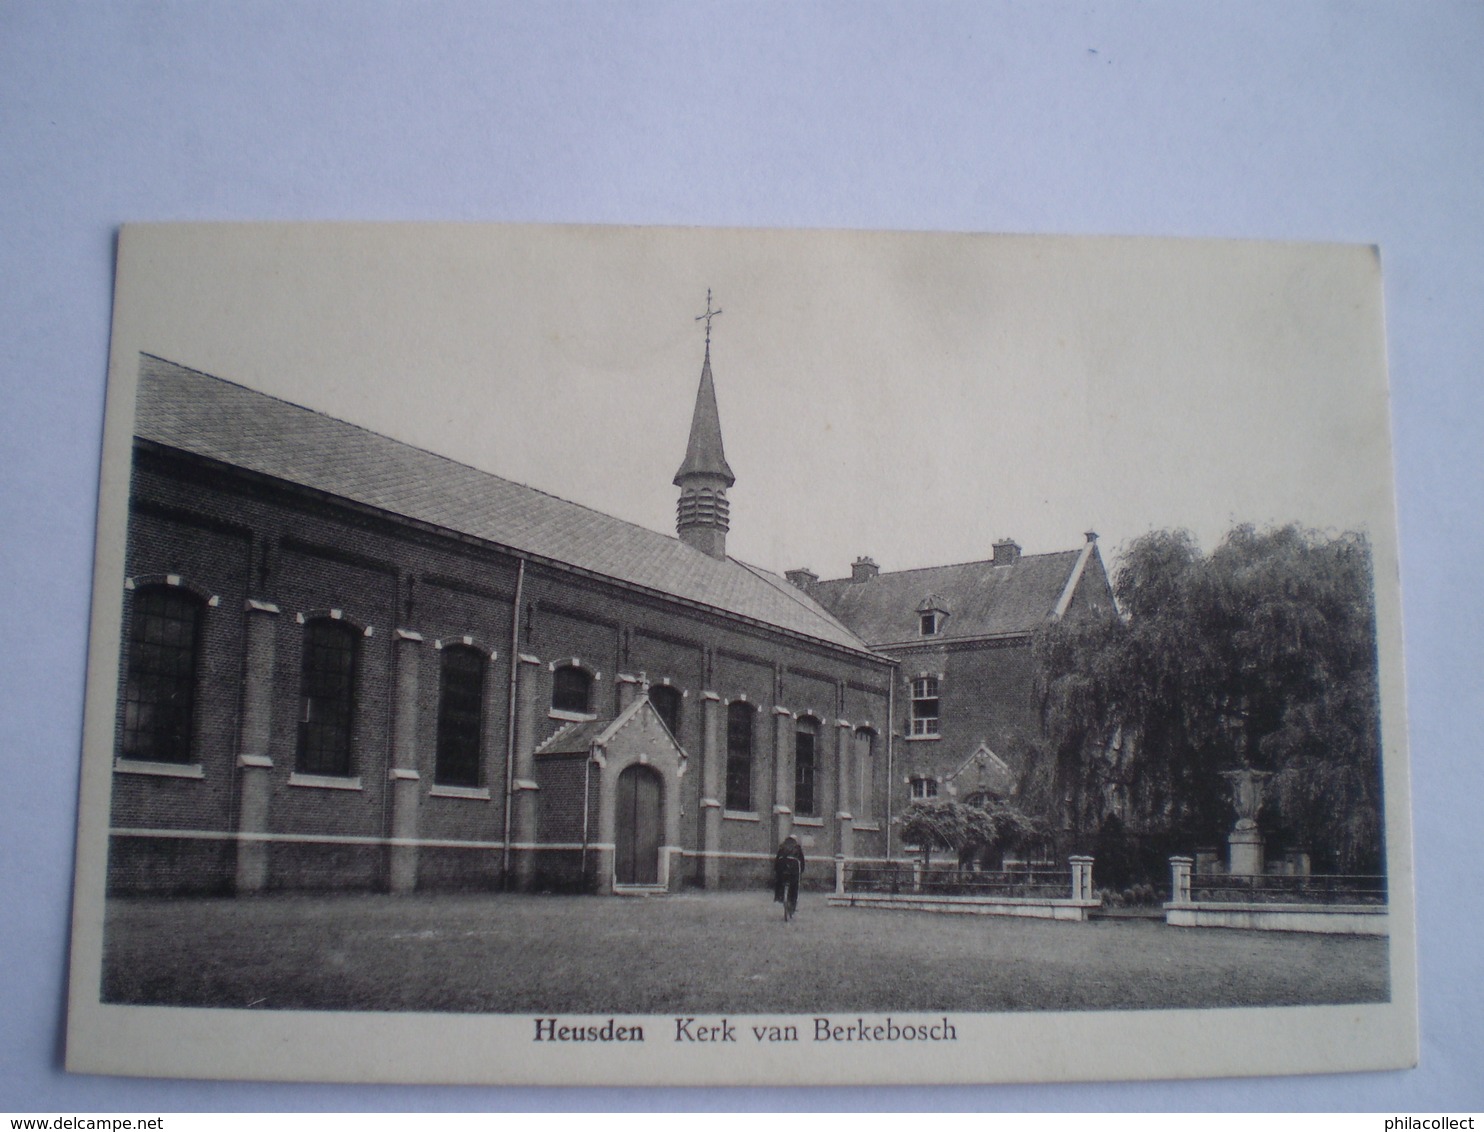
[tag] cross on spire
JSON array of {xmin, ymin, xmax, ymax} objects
[{"xmin": 695, "ymin": 288, "xmax": 722, "ymax": 347}]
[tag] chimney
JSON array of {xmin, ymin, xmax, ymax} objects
[
  {"xmin": 850, "ymin": 556, "xmax": 880, "ymax": 583},
  {"xmin": 785, "ymin": 568, "xmax": 818, "ymax": 589},
  {"xmin": 992, "ymin": 538, "xmax": 1021, "ymax": 566}
]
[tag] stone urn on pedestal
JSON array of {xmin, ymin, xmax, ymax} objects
[{"xmin": 1220, "ymin": 767, "xmax": 1273, "ymax": 877}]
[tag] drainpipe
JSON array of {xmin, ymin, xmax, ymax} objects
[
  {"xmin": 501, "ymin": 557, "xmax": 526, "ymax": 883},
  {"xmin": 581, "ymin": 743, "xmax": 595, "ymax": 892},
  {"xmin": 885, "ymin": 662, "xmax": 896, "ymax": 860}
]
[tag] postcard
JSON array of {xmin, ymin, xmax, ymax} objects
[{"xmin": 66, "ymin": 222, "xmax": 1415, "ymax": 1085}]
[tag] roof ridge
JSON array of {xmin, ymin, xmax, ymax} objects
[
  {"xmin": 734, "ymin": 558, "xmax": 869, "ymax": 643},
  {"xmin": 813, "ymin": 548, "xmax": 1082, "ymax": 585}
]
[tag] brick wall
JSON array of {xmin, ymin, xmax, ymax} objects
[
  {"xmin": 887, "ymin": 636, "xmax": 1041, "ymax": 814},
  {"xmin": 110, "ymin": 442, "xmax": 893, "ymax": 895}
]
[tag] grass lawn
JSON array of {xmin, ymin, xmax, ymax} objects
[{"xmin": 101, "ymin": 890, "xmax": 1389, "ymax": 1015}]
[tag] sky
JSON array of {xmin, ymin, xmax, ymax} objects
[{"xmin": 109, "ymin": 222, "xmax": 1398, "ymax": 584}]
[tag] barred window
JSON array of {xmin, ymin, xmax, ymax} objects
[
  {"xmin": 121, "ymin": 586, "xmax": 203, "ymax": 764},
  {"xmin": 296, "ymin": 618, "xmax": 359, "ymax": 776},
  {"xmin": 910, "ymin": 676, "xmax": 940, "ymax": 737},
  {"xmin": 725, "ymin": 701, "xmax": 753, "ymax": 811},
  {"xmin": 794, "ymin": 717, "xmax": 819, "ymax": 817},
  {"xmin": 551, "ymin": 664, "xmax": 593, "ymax": 715},
  {"xmin": 435, "ymin": 645, "xmax": 486, "ymax": 787},
  {"xmin": 648, "ymin": 683, "xmax": 682, "ymax": 738}
]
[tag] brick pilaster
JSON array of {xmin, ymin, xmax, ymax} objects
[{"xmin": 235, "ymin": 599, "xmax": 279, "ymax": 894}]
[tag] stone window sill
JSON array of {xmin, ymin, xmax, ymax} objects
[
  {"xmin": 549, "ymin": 709, "xmax": 597, "ymax": 723},
  {"xmin": 430, "ymin": 784, "xmax": 492, "ymax": 800},
  {"xmin": 723, "ymin": 810, "xmax": 760, "ymax": 823},
  {"xmin": 792, "ymin": 816, "xmax": 824, "ymax": 828},
  {"xmin": 904, "ymin": 733, "xmax": 941, "ymax": 742},
  {"xmin": 853, "ymin": 822, "xmax": 881, "ymax": 832},
  {"xmin": 288, "ymin": 772, "xmax": 363, "ymax": 791},
  {"xmin": 114, "ymin": 758, "xmax": 204, "ymax": 780}
]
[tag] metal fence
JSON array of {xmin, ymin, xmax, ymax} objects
[
  {"xmin": 844, "ymin": 861, "xmax": 1072, "ymax": 900},
  {"xmin": 1186, "ymin": 872, "xmax": 1387, "ymax": 905}
]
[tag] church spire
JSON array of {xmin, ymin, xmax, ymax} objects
[
  {"xmin": 674, "ymin": 290, "xmax": 735, "ymax": 559},
  {"xmin": 672, "ymin": 343, "xmax": 736, "ymax": 488}
]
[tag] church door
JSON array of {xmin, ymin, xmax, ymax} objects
[{"xmin": 614, "ymin": 764, "xmax": 662, "ymax": 885}]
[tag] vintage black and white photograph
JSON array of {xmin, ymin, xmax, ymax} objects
[{"xmin": 65, "ymin": 222, "xmax": 1415, "ymax": 1086}]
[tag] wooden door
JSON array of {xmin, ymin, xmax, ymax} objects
[{"xmin": 615, "ymin": 764, "xmax": 662, "ymax": 885}]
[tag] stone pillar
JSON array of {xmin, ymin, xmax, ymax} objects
[
  {"xmin": 771, "ymin": 706, "xmax": 794, "ymax": 846},
  {"xmin": 512, "ymin": 653, "xmax": 543, "ymax": 890},
  {"xmin": 1228, "ymin": 827, "xmax": 1264, "ymax": 877},
  {"xmin": 594, "ymin": 751, "xmax": 616, "ymax": 894},
  {"xmin": 235, "ymin": 599, "xmax": 279, "ymax": 894},
  {"xmin": 662, "ymin": 754, "xmax": 684, "ymax": 892},
  {"xmin": 1220, "ymin": 767, "xmax": 1272, "ymax": 878},
  {"xmin": 834, "ymin": 719, "xmax": 854, "ymax": 862},
  {"xmin": 834, "ymin": 855, "xmax": 846, "ymax": 895},
  {"xmin": 1169, "ymin": 856, "xmax": 1194, "ymax": 904},
  {"xmin": 1068, "ymin": 855, "xmax": 1095, "ymax": 902},
  {"xmin": 387, "ymin": 629, "xmax": 424, "ymax": 894},
  {"xmin": 699, "ymin": 691, "xmax": 723, "ymax": 889},
  {"xmin": 615, "ymin": 672, "xmax": 643, "ymax": 711}
]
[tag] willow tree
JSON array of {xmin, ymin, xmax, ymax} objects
[{"xmin": 1033, "ymin": 524, "xmax": 1383, "ymax": 873}]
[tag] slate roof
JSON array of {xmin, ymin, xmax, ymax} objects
[
  {"xmin": 535, "ymin": 697, "xmax": 686, "ymax": 757},
  {"xmin": 672, "ymin": 347, "xmax": 734, "ymax": 487},
  {"xmin": 534, "ymin": 718, "xmax": 613, "ymax": 756},
  {"xmin": 134, "ymin": 355, "xmax": 875, "ymax": 655},
  {"xmin": 808, "ymin": 549, "xmax": 1091, "ymax": 645}
]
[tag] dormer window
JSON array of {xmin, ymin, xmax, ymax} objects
[{"xmin": 916, "ymin": 594, "xmax": 949, "ymax": 637}]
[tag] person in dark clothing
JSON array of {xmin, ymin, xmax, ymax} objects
[{"xmin": 773, "ymin": 835, "xmax": 805, "ymax": 921}]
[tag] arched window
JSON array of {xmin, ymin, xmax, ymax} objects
[
  {"xmin": 435, "ymin": 645, "xmax": 486, "ymax": 787},
  {"xmin": 121, "ymin": 585, "xmax": 204, "ymax": 764},
  {"xmin": 794, "ymin": 717, "xmax": 820, "ymax": 817},
  {"xmin": 296, "ymin": 618, "xmax": 359, "ymax": 776},
  {"xmin": 551, "ymin": 664, "xmax": 593, "ymax": 716},
  {"xmin": 854, "ymin": 727, "xmax": 876, "ymax": 819},
  {"xmin": 648, "ymin": 683, "xmax": 682, "ymax": 738},
  {"xmin": 725, "ymin": 701, "xmax": 754, "ymax": 811}
]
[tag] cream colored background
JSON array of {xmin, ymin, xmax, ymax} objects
[{"xmin": 108, "ymin": 224, "xmax": 1392, "ymax": 578}]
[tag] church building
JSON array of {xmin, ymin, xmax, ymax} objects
[
  {"xmin": 110, "ymin": 326, "xmax": 899, "ymax": 895},
  {"xmin": 108, "ymin": 306, "xmax": 1110, "ymax": 896}
]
